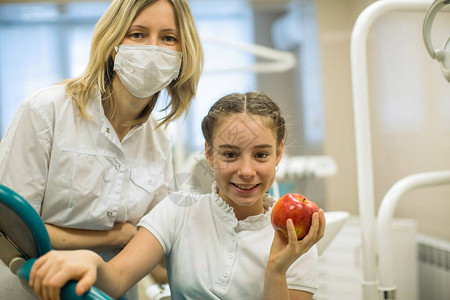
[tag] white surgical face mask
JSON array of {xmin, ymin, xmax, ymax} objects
[{"xmin": 113, "ymin": 44, "xmax": 182, "ymax": 98}]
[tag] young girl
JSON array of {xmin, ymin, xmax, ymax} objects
[{"xmin": 29, "ymin": 92, "xmax": 326, "ymax": 300}]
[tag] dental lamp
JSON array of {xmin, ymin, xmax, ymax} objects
[{"xmin": 423, "ymin": 0, "xmax": 450, "ymax": 81}]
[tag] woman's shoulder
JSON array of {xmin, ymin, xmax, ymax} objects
[
  {"xmin": 27, "ymin": 84, "xmax": 68, "ymax": 100},
  {"xmin": 14, "ymin": 84, "xmax": 71, "ymax": 120},
  {"xmin": 22, "ymin": 84, "xmax": 72, "ymax": 111}
]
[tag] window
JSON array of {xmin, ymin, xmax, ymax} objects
[{"xmin": 0, "ymin": 2, "xmax": 109, "ymax": 133}]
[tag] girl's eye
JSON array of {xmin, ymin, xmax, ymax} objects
[
  {"xmin": 255, "ymin": 153, "xmax": 268, "ymax": 159},
  {"xmin": 223, "ymin": 152, "xmax": 237, "ymax": 159}
]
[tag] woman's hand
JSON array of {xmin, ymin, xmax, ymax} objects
[
  {"xmin": 268, "ymin": 209, "xmax": 326, "ymax": 274},
  {"xmin": 111, "ymin": 222, "xmax": 138, "ymax": 248},
  {"xmin": 29, "ymin": 250, "xmax": 101, "ymax": 300}
]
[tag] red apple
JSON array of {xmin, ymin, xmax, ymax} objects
[{"xmin": 271, "ymin": 193, "xmax": 319, "ymax": 240}]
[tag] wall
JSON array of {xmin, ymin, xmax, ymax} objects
[{"xmin": 317, "ymin": 0, "xmax": 450, "ymax": 241}]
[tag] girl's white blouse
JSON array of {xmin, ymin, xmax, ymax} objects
[{"xmin": 138, "ymin": 183, "xmax": 319, "ymax": 299}]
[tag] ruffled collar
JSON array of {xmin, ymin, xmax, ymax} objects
[{"xmin": 210, "ymin": 182, "xmax": 275, "ymax": 232}]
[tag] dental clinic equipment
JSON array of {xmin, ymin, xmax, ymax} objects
[
  {"xmin": 276, "ymin": 155, "xmax": 338, "ymax": 181},
  {"xmin": 375, "ymin": 2, "xmax": 450, "ymax": 300},
  {"xmin": 0, "ymin": 184, "xmax": 121, "ymax": 300},
  {"xmin": 423, "ymin": 0, "xmax": 450, "ymax": 81},
  {"xmin": 173, "ymin": 35, "xmax": 298, "ymax": 175},
  {"xmin": 351, "ymin": 0, "xmax": 449, "ymax": 299},
  {"xmin": 200, "ymin": 34, "xmax": 297, "ymax": 74},
  {"xmin": 376, "ymin": 170, "xmax": 450, "ymax": 300}
]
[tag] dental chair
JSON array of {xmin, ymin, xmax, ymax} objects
[{"xmin": 0, "ymin": 184, "xmax": 119, "ymax": 300}]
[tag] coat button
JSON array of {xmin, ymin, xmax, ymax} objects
[{"xmin": 107, "ymin": 211, "xmax": 113, "ymax": 217}]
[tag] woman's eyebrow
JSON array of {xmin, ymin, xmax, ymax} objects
[
  {"xmin": 127, "ymin": 25, "xmax": 147, "ymax": 31},
  {"xmin": 161, "ymin": 28, "xmax": 179, "ymax": 34},
  {"xmin": 127, "ymin": 25, "xmax": 179, "ymax": 34}
]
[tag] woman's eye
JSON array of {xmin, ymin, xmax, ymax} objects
[
  {"xmin": 130, "ymin": 32, "xmax": 144, "ymax": 39},
  {"xmin": 163, "ymin": 35, "xmax": 177, "ymax": 43}
]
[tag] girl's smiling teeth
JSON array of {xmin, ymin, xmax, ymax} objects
[{"xmin": 232, "ymin": 183, "xmax": 260, "ymax": 190}]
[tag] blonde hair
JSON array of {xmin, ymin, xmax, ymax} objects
[{"xmin": 63, "ymin": 0, "xmax": 203, "ymax": 127}]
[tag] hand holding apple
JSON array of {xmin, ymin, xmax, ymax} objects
[
  {"xmin": 266, "ymin": 200, "xmax": 325, "ymax": 280},
  {"xmin": 271, "ymin": 193, "xmax": 320, "ymax": 240}
]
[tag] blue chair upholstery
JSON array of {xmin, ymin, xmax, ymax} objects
[{"xmin": 0, "ymin": 184, "xmax": 121, "ymax": 300}]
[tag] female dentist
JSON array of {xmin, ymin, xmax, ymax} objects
[{"xmin": 0, "ymin": 0, "xmax": 203, "ymax": 299}]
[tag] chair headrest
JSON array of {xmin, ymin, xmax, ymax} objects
[{"xmin": 0, "ymin": 185, "xmax": 51, "ymax": 258}]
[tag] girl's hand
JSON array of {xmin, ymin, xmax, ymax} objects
[
  {"xmin": 267, "ymin": 209, "xmax": 326, "ymax": 274},
  {"xmin": 29, "ymin": 250, "xmax": 101, "ymax": 300}
]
